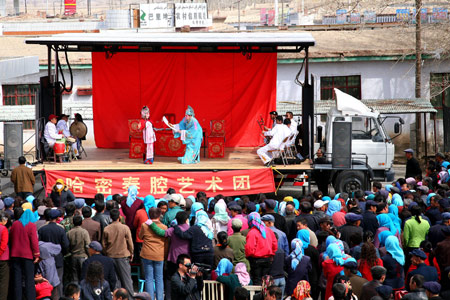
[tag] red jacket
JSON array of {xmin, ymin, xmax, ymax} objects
[
  {"xmin": 0, "ymin": 225, "xmax": 9, "ymax": 261},
  {"xmin": 245, "ymin": 227, "xmax": 277, "ymax": 258},
  {"xmin": 323, "ymin": 259, "xmax": 346, "ymax": 300},
  {"xmin": 9, "ymin": 221, "xmax": 40, "ymax": 260},
  {"xmin": 358, "ymin": 258, "xmax": 383, "ymax": 281}
]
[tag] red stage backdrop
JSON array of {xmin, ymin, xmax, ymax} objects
[
  {"xmin": 45, "ymin": 169, "xmax": 275, "ymax": 198},
  {"xmin": 92, "ymin": 52, "xmax": 277, "ymax": 148}
]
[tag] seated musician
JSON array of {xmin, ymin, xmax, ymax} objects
[
  {"xmin": 57, "ymin": 114, "xmax": 80, "ymax": 158},
  {"xmin": 257, "ymin": 116, "xmax": 291, "ymax": 166},
  {"xmin": 44, "ymin": 114, "xmax": 63, "ymax": 149},
  {"xmin": 264, "ymin": 111, "xmax": 278, "ymax": 131}
]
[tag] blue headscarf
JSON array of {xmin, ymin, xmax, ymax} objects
[
  {"xmin": 326, "ymin": 243, "xmax": 345, "ymax": 266},
  {"xmin": 106, "ymin": 195, "xmax": 113, "ymax": 201},
  {"xmin": 292, "ymin": 198, "xmax": 299, "ymax": 210},
  {"xmin": 385, "ymin": 235, "xmax": 405, "ymax": 265},
  {"xmin": 426, "ymin": 193, "xmax": 436, "ymax": 207},
  {"xmin": 215, "ymin": 258, "xmax": 233, "ymax": 276},
  {"xmin": 126, "ymin": 186, "xmax": 138, "ymax": 207},
  {"xmin": 296, "ymin": 229, "xmax": 310, "ymax": 249},
  {"xmin": 195, "ymin": 210, "xmax": 213, "ymax": 240},
  {"xmin": 388, "ymin": 205, "xmax": 402, "ymax": 234},
  {"xmin": 207, "ymin": 197, "xmax": 214, "ymax": 208},
  {"xmin": 187, "ymin": 195, "xmax": 196, "ymax": 203},
  {"xmin": 326, "ymin": 235, "xmax": 337, "ymax": 248},
  {"xmin": 378, "ymin": 230, "xmax": 393, "ymax": 247},
  {"xmin": 26, "ymin": 195, "xmax": 35, "ymax": 204},
  {"xmin": 391, "ymin": 194, "xmax": 403, "ymax": 207},
  {"xmin": 322, "ymin": 196, "xmax": 331, "ymax": 201},
  {"xmin": 326, "ymin": 200, "xmax": 341, "ymax": 216},
  {"xmin": 334, "ymin": 193, "xmax": 340, "ymax": 200},
  {"xmin": 213, "ymin": 200, "xmax": 230, "ymax": 223},
  {"xmin": 190, "ymin": 202, "xmax": 204, "ymax": 220},
  {"xmin": 19, "ymin": 209, "xmax": 39, "ymax": 227},
  {"xmin": 385, "ymin": 185, "xmax": 393, "ymax": 192},
  {"xmin": 290, "ymin": 238, "xmax": 304, "ymax": 270},
  {"xmin": 377, "ymin": 214, "xmax": 398, "ymax": 235},
  {"xmin": 144, "ymin": 195, "xmax": 156, "ymax": 215}
]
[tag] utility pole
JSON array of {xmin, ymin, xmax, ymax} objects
[{"xmin": 415, "ymin": 0, "xmax": 422, "ymax": 157}]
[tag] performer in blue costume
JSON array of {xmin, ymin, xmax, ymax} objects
[{"xmin": 172, "ymin": 105, "xmax": 203, "ymax": 164}]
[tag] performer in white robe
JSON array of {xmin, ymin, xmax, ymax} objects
[
  {"xmin": 257, "ymin": 116, "xmax": 291, "ymax": 165},
  {"xmin": 139, "ymin": 106, "xmax": 156, "ymax": 164}
]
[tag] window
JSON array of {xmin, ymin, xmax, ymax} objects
[
  {"xmin": 430, "ymin": 73, "xmax": 450, "ymax": 119},
  {"xmin": 2, "ymin": 84, "xmax": 39, "ymax": 130},
  {"xmin": 352, "ymin": 116, "xmax": 383, "ymax": 142},
  {"xmin": 320, "ymin": 75, "xmax": 361, "ymax": 100},
  {"xmin": 2, "ymin": 84, "xmax": 39, "ymax": 105}
]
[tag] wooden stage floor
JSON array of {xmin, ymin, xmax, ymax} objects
[{"xmin": 32, "ymin": 147, "xmax": 312, "ymax": 172}]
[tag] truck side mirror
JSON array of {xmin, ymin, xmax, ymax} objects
[{"xmin": 394, "ymin": 122, "xmax": 400, "ymax": 134}]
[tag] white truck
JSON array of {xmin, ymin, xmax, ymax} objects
[{"xmin": 314, "ymin": 89, "xmax": 403, "ymax": 193}]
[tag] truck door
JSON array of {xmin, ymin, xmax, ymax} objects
[{"xmin": 351, "ymin": 116, "xmax": 387, "ymax": 171}]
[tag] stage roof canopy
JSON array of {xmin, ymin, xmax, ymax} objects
[{"xmin": 25, "ymin": 32, "xmax": 315, "ymax": 53}]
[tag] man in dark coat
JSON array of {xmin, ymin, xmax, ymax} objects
[
  {"xmin": 361, "ymin": 200, "xmax": 379, "ymax": 235},
  {"xmin": 38, "ymin": 209, "xmax": 69, "ymax": 297},
  {"xmin": 406, "ymin": 249, "xmax": 438, "ymax": 290},
  {"xmin": 404, "ymin": 148, "xmax": 422, "ymax": 179},
  {"xmin": 339, "ymin": 213, "xmax": 363, "ymax": 246},
  {"xmin": 81, "ymin": 241, "xmax": 117, "ymax": 290},
  {"xmin": 360, "ymin": 266, "xmax": 387, "ymax": 300}
]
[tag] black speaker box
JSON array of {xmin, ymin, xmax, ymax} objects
[
  {"xmin": 38, "ymin": 76, "xmax": 62, "ymax": 121},
  {"xmin": 4, "ymin": 122, "xmax": 23, "ymax": 169},
  {"xmin": 332, "ymin": 121, "xmax": 352, "ymax": 169}
]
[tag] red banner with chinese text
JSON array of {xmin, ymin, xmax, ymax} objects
[{"xmin": 45, "ymin": 169, "xmax": 275, "ymax": 198}]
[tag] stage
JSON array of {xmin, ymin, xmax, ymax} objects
[{"xmin": 32, "ymin": 147, "xmax": 311, "ymax": 172}]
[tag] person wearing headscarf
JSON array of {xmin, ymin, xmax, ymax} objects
[
  {"xmin": 212, "ymin": 200, "xmax": 230, "ymax": 239},
  {"xmin": 322, "ymin": 243, "xmax": 348, "ymax": 300},
  {"xmin": 297, "ymin": 228, "xmax": 320, "ymax": 300},
  {"xmin": 381, "ymin": 235, "xmax": 405, "ymax": 289},
  {"xmin": 374, "ymin": 213, "xmax": 401, "ymax": 248},
  {"xmin": 9, "ymin": 208, "xmax": 40, "ymax": 300},
  {"xmin": 245, "ymin": 212, "xmax": 277, "ymax": 285},
  {"xmin": 391, "ymin": 193, "xmax": 404, "ymax": 208},
  {"xmin": 286, "ymin": 239, "xmax": 311, "ymax": 297},
  {"xmin": 139, "ymin": 105, "xmax": 156, "ymax": 164},
  {"xmin": 171, "ymin": 105, "xmax": 203, "ymax": 164},
  {"xmin": 291, "ymin": 280, "xmax": 312, "ymax": 300},
  {"xmin": 134, "ymin": 195, "xmax": 156, "ymax": 244},
  {"xmin": 50, "ymin": 178, "xmax": 75, "ymax": 208},
  {"xmin": 174, "ymin": 210, "xmax": 214, "ymax": 268},
  {"xmin": 213, "ymin": 258, "xmax": 233, "ymax": 279},
  {"xmin": 327, "ymin": 200, "xmax": 346, "ymax": 227},
  {"xmin": 190, "ymin": 202, "xmax": 204, "ymax": 221},
  {"xmin": 120, "ymin": 185, "xmax": 144, "ymax": 232},
  {"xmin": 216, "ymin": 261, "xmax": 251, "ymax": 300}
]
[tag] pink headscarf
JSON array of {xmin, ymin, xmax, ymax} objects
[{"xmin": 234, "ymin": 263, "xmax": 250, "ymax": 286}]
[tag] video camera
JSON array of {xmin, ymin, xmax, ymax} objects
[{"xmin": 185, "ymin": 263, "xmax": 211, "ymax": 275}]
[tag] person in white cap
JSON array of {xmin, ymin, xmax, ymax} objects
[{"xmin": 313, "ymin": 199, "xmax": 329, "ymax": 220}]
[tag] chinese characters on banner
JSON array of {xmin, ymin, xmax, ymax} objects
[
  {"xmin": 175, "ymin": 3, "xmax": 212, "ymax": 27},
  {"xmin": 140, "ymin": 3, "xmax": 174, "ymax": 28},
  {"xmin": 45, "ymin": 169, "xmax": 275, "ymax": 198}
]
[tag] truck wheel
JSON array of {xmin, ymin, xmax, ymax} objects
[
  {"xmin": 1, "ymin": 169, "xmax": 8, "ymax": 177},
  {"xmin": 334, "ymin": 170, "xmax": 365, "ymax": 194}
]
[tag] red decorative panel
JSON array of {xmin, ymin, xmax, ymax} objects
[
  {"xmin": 155, "ymin": 131, "xmax": 186, "ymax": 157},
  {"xmin": 210, "ymin": 119, "xmax": 225, "ymax": 136},
  {"xmin": 128, "ymin": 119, "xmax": 142, "ymax": 135},
  {"xmin": 129, "ymin": 138, "xmax": 144, "ymax": 159},
  {"xmin": 208, "ymin": 136, "xmax": 225, "ymax": 158}
]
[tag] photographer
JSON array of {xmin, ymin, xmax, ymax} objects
[{"xmin": 171, "ymin": 254, "xmax": 204, "ymax": 300}]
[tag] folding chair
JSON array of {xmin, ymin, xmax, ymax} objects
[
  {"xmin": 267, "ymin": 136, "xmax": 290, "ymax": 166},
  {"xmin": 202, "ymin": 280, "xmax": 224, "ymax": 300}
]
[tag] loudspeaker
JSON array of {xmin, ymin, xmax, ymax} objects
[
  {"xmin": 4, "ymin": 122, "xmax": 23, "ymax": 169},
  {"xmin": 37, "ymin": 76, "xmax": 62, "ymax": 121},
  {"xmin": 332, "ymin": 121, "xmax": 352, "ymax": 169}
]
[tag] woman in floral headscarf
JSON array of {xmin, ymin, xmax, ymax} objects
[
  {"xmin": 245, "ymin": 212, "xmax": 278, "ymax": 285},
  {"xmin": 286, "ymin": 239, "xmax": 311, "ymax": 296},
  {"xmin": 292, "ymin": 281, "xmax": 312, "ymax": 300}
]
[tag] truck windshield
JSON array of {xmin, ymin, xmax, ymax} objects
[{"xmin": 351, "ymin": 117, "xmax": 384, "ymax": 142}]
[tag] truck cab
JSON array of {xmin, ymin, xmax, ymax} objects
[{"xmin": 316, "ymin": 89, "xmax": 400, "ymax": 193}]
